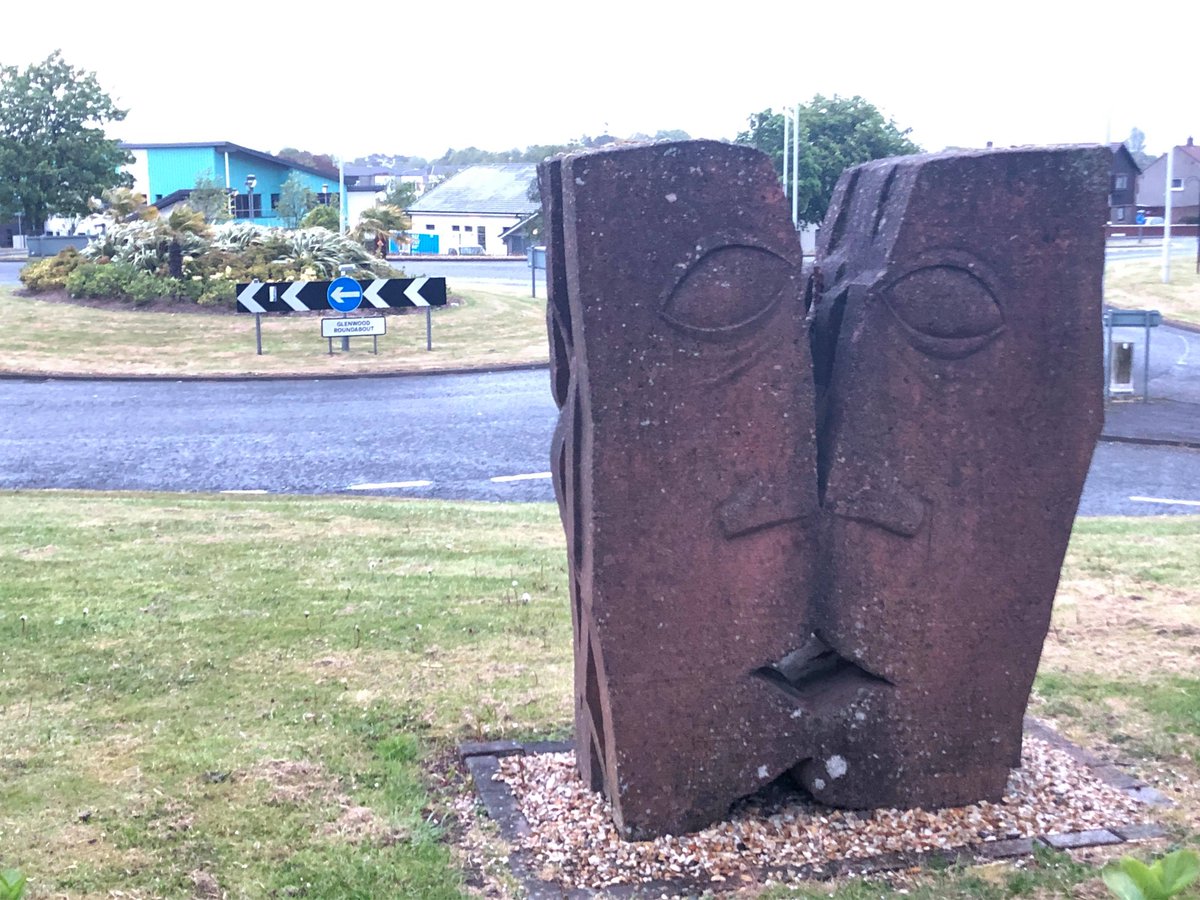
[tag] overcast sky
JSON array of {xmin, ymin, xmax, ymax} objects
[{"xmin": 2, "ymin": 1, "xmax": 1195, "ymax": 163}]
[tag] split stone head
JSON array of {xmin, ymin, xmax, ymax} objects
[{"xmin": 540, "ymin": 139, "xmax": 1107, "ymax": 839}]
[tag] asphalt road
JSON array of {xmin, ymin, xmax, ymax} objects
[
  {"xmin": 2, "ymin": 369, "xmax": 1198, "ymax": 516},
  {"xmin": 0, "ymin": 369, "xmax": 557, "ymax": 502}
]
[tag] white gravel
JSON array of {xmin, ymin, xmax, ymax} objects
[{"xmin": 493, "ymin": 737, "xmax": 1150, "ymax": 891}]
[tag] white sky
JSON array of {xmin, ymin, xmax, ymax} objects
[{"xmin": 2, "ymin": 0, "xmax": 1196, "ymax": 162}]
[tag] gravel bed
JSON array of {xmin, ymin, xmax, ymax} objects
[{"xmin": 493, "ymin": 738, "xmax": 1150, "ymax": 891}]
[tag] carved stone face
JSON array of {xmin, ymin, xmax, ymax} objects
[
  {"xmin": 541, "ymin": 141, "xmax": 1107, "ymax": 836},
  {"xmin": 544, "ymin": 141, "xmax": 824, "ymax": 838},
  {"xmin": 803, "ymin": 150, "xmax": 1106, "ymax": 808}
]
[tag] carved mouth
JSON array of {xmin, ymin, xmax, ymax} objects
[{"xmin": 752, "ymin": 631, "xmax": 893, "ymax": 707}]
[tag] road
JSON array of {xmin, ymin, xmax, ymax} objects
[
  {"xmin": 0, "ymin": 370, "xmax": 556, "ymax": 502},
  {"xmin": 2, "ymin": 369, "xmax": 1198, "ymax": 516}
]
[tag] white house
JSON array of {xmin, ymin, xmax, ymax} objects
[{"xmin": 406, "ymin": 164, "xmax": 539, "ymax": 256}]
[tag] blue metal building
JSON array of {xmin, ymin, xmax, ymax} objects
[{"xmin": 121, "ymin": 142, "xmax": 339, "ymax": 225}]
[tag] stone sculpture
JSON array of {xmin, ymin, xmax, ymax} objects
[{"xmin": 540, "ymin": 140, "xmax": 1107, "ymax": 839}]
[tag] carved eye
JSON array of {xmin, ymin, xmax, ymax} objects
[
  {"xmin": 883, "ymin": 265, "xmax": 1004, "ymax": 358},
  {"xmin": 661, "ymin": 245, "xmax": 793, "ymax": 339}
]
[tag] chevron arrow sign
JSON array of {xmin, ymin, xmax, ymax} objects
[{"xmin": 235, "ymin": 277, "xmax": 447, "ymax": 313}]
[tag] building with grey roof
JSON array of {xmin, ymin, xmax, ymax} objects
[{"xmin": 406, "ymin": 164, "xmax": 539, "ymax": 256}]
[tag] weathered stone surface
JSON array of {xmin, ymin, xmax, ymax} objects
[
  {"xmin": 1042, "ymin": 829, "xmax": 1123, "ymax": 850},
  {"xmin": 543, "ymin": 140, "xmax": 821, "ymax": 839},
  {"xmin": 541, "ymin": 141, "xmax": 1108, "ymax": 838},
  {"xmin": 799, "ymin": 147, "xmax": 1108, "ymax": 809}
]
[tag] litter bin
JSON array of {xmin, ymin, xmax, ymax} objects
[{"xmin": 1109, "ymin": 341, "xmax": 1135, "ymax": 395}]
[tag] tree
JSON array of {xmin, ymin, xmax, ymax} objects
[
  {"xmin": 277, "ymin": 147, "xmax": 338, "ymax": 173},
  {"xmin": 188, "ymin": 171, "xmax": 232, "ymax": 224},
  {"xmin": 277, "ymin": 172, "xmax": 316, "ymax": 229},
  {"xmin": 0, "ymin": 51, "xmax": 132, "ymax": 233},
  {"xmin": 98, "ymin": 187, "xmax": 157, "ymax": 223},
  {"xmin": 301, "ymin": 205, "xmax": 339, "ymax": 230},
  {"xmin": 1125, "ymin": 127, "xmax": 1157, "ymax": 171},
  {"xmin": 351, "ymin": 204, "xmax": 409, "ymax": 255},
  {"xmin": 384, "ymin": 179, "xmax": 418, "ymax": 210},
  {"xmin": 736, "ymin": 94, "xmax": 920, "ymax": 227}
]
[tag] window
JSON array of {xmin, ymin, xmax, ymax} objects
[
  {"xmin": 270, "ymin": 193, "xmax": 280, "ymax": 211},
  {"xmin": 1171, "ymin": 178, "xmax": 1184, "ymax": 191},
  {"xmin": 478, "ymin": 225, "xmax": 486, "ymax": 250},
  {"xmin": 464, "ymin": 225, "xmax": 473, "ymax": 232},
  {"xmin": 425, "ymin": 223, "xmax": 436, "ymax": 230},
  {"xmin": 452, "ymin": 225, "xmax": 460, "ymax": 232},
  {"xmin": 233, "ymin": 194, "xmax": 262, "ymax": 219},
  {"xmin": 316, "ymin": 192, "xmax": 332, "ymax": 206},
  {"xmin": 1114, "ymin": 174, "xmax": 1128, "ymax": 190}
]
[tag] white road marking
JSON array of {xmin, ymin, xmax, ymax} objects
[
  {"xmin": 221, "ymin": 489, "xmax": 269, "ymax": 494},
  {"xmin": 490, "ymin": 472, "xmax": 552, "ymax": 483},
  {"xmin": 1130, "ymin": 495, "xmax": 1200, "ymax": 508},
  {"xmin": 348, "ymin": 480, "xmax": 432, "ymax": 490}
]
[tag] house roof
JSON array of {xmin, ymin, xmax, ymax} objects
[
  {"xmin": 120, "ymin": 141, "xmax": 339, "ymax": 181},
  {"xmin": 151, "ymin": 189, "xmax": 193, "ymax": 209},
  {"xmin": 343, "ymin": 164, "xmax": 393, "ymax": 178},
  {"xmin": 1109, "ymin": 142, "xmax": 1143, "ymax": 174},
  {"xmin": 409, "ymin": 164, "xmax": 538, "ymax": 215}
]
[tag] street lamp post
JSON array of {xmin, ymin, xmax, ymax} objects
[
  {"xmin": 245, "ymin": 173, "xmax": 257, "ymax": 223},
  {"xmin": 1185, "ymin": 176, "xmax": 1200, "ymax": 274}
]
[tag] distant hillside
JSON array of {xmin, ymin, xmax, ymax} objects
[
  {"xmin": 351, "ymin": 154, "xmax": 430, "ymax": 173},
  {"xmin": 350, "ymin": 131, "xmax": 691, "ymax": 172}
]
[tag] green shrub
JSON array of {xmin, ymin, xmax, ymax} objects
[
  {"xmin": 197, "ymin": 280, "xmax": 235, "ymax": 307},
  {"xmin": 123, "ymin": 269, "xmax": 176, "ymax": 305},
  {"xmin": 1103, "ymin": 848, "xmax": 1200, "ymax": 900},
  {"xmin": 0, "ymin": 869, "xmax": 27, "ymax": 900},
  {"xmin": 301, "ymin": 205, "xmax": 339, "ymax": 230},
  {"xmin": 65, "ymin": 261, "xmax": 134, "ymax": 299},
  {"xmin": 19, "ymin": 247, "xmax": 85, "ymax": 292},
  {"xmin": 65, "ymin": 262, "xmax": 176, "ymax": 305}
]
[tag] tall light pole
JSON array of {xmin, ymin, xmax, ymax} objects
[
  {"xmin": 782, "ymin": 108, "xmax": 789, "ymax": 205},
  {"xmin": 1163, "ymin": 148, "xmax": 1174, "ymax": 283},
  {"xmin": 792, "ymin": 104, "xmax": 800, "ymax": 229},
  {"xmin": 245, "ymin": 173, "xmax": 257, "ymax": 223},
  {"xmin": 338, "ymin": 159, "xmax": 346, "ymax": 235},
  {"xmin": 1185, "ymin": 175, "xmax": 1200, "ymax": 274}
]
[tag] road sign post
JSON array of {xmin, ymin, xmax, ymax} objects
[{"xmin": 328, "ymin": 275, "xmax": 362, "ymax": 352}]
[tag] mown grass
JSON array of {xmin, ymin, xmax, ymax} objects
[
  {"xmin": 0, "ymin": 281, "xmax": 549, "ymax": 377},
  {"xmin": 0, "ymin": 492, "xmax": 570, "ymax": 898},
  {"xmin": 1, "ymin": 499, "xmax": 1198, "ymax": 898},
  {"xmin": 1106, "ymin": 257, "xmax": 1200, "ymax": 326},
  {"xmin": 1, "ymin": 259, "xmax": 1193, "ymax": 380}
]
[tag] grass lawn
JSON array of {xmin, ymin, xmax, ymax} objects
[
  {"xmin": 0, "ymin": 282, "xmax": 549, "ymax": 378},
  {"xmin": 1106, "ymin": 257, "xmax": 1200, "ymax": 327},
  {"xmin": 1, "ymin": 260, "xmax": 1196, "ymax": 380},
  {"xmin": 1, "ymin": 494, "xmax": 1198, "ymax": 898}
]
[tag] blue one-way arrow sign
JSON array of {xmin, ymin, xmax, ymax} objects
[{"xmin": 327, "ymin": 276, "xmax": 363, "ymax": 312}]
